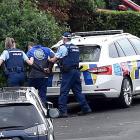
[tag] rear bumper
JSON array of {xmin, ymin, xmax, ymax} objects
[
  {"xmin": 47, "ymin": 87, "xmax": 121, "ymax": 99},
  {"xmin": 47, "ymin": 75, "xmax": 123, "ymax": 98}
]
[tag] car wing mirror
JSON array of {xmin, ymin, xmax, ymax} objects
[{"xmin": 46, "ymin": 101, "xmax": 53, "ymax": 109}]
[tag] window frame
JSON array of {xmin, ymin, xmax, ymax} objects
[
  {"xmin": 114, "ymin": 41, "xmax": 126, "ymax": 57},
  {"xmin": 116, "ymin": 38, "xmax": 137, "ymax": 56},
  {"xmin": 128, "ymin": 37, "xmax": 140, "ymax": 55},
  {"xmin": 109, "ymin": 43, "xmax": 119, "ymax": 58}
]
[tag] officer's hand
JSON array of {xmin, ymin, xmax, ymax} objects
[
  {"xmin": 44, "ymin": 68, "xmax": 50, "ymax": 73},
  {"xmin": 48, "ymin": 57, "xmax": 51, "ymax": 61}
]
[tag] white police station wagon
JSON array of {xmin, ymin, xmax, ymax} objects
[{"xmin": 48, "ymin": 30, "xmax": 140, "ymax": 108}]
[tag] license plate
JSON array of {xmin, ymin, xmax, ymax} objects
[{"xmin": 52, "ymin": 81, "xmax": 61, "ymax": 87}]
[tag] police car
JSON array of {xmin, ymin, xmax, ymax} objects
[
  {"xmin": 47, "ymin": 30, "xmax": 140, "ymax": 108},
  {"xmin": 0, "ymin": 87, "xmax": 59, "ymax": 140}
]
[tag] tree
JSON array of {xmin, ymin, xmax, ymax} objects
[
  {"xmin": 133, "ymin": 0, "xmax": 140, "ymax": 5},
  {"xmin": 0, "ymin": 0, "xmax": 65, "ymax": 50},
  {"xmin": 105, "ymin": 0, "xmax": 121, "ymax": 9}
]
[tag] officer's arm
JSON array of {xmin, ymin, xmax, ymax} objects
[
  {"xmin": 23, "ymin": 52, "xmax": 34, "ymax": 65},
  {"xmin": 0, "ymin": 59, "xmax": 4, "ymax": 66},
  {"xmin": 26, "ymin": 57, "xmax": 34, "ymax": 65},
  {"xmin": 49, "ymin": 56, "xmax": 58, "ymax": 63},
  {"xmin": 44, "ymin": 49, "xmax": 55, "ymax": 73},
  {"xmin": 0, "ymin": 50, "xmax": 8, "ymax": 66},
  {"xmin": 49, "ymin": 45, "xmax": 67, "ymax": 63}
]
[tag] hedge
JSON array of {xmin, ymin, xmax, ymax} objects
[
  {"xmin": 70, "ymin": 10, "xmax": 140, "ymax": 37},
  {"xmin": 0, "ymin": 0, "xmax": 67, "ymax": 87}
]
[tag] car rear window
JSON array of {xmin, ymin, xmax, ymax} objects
[
  {"xmin": 79, "ymin": 45, "xmax": 101, "ymax": 62},
  {"xmin": 0, "ymin": 103, "xmax": 44, "ymax": 129},
  {"xmin": 109, "ymin": 43, "xmax": 119, "ymax": 58}
]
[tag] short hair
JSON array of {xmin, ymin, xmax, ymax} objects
[{"xmin": 28, "ymin": 42, "xmax": 34, "ymax": 47}]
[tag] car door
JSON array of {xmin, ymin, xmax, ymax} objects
[
  {"xmin": 128, "ymin": 37, "xmax": 140, "ymax": 93},
  {"xmin": 115, "ymin": 37, "xmax": 140, "ymax": 94}
]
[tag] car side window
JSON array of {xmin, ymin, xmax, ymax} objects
[
  {"xmin": 129, "ymin": 38, "xmax": 140, "ymax": 54},
  {"xmin": 117, "ymin": 38, "xmax": 136, "ymax": 56},
  {"xmin": 109, "ymin": 43, "xmax": 119, "ymax": 58},
  {"xmin": 114, "ymin": 42, "xmax": 125, "ymax": 57}
]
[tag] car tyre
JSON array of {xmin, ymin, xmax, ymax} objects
[{"xmin": 118, "ymin": 77, "xmax": 133, "ymax": 108}]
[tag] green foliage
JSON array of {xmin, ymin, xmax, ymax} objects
[
  {"xmin": 133, "ymin": 0, "xmax": 140, "ymax": 5},
  {"xmin": 92, "ymin": 11, "xmax": 140, "ymax": 37},
  {"xmin": 47, "ymin": 0, "xmax": 69, "ymax": 7},
  {"xmin": 69, "ymin": 0, "xmax": 99, "ymax": 32},
  {"xmin": 0, "ymin": 0, "xmax": 66, "ymax": 50},
  {"xmin": 74, "ymin": 0, "xmax": 96, "ymax": 12},
  {"xmin": 94, "ymin": 0, "xmax": 106, "ymax": 8},
  {"xmin": 70, "ymin": 10, "xmax": 140, "ymax": 37},
  {"xmin": 0, "ymin": 0, "xmax": 67, "ymax": 86},
  {"xmin": 105, "ymin": 0, "xmax": 121, "ymax": 9}
]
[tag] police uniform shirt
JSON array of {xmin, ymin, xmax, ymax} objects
[
  {"xmin": 0, "ymin": 50, "xmax": 28, "ymax": 61},
  {"xmin": 55, "ymin": 41, "xmax": 80, "ymax": 70},
  {"xmin": 55, "ymin": 42, "xmax": 71, "ymax": 58}
]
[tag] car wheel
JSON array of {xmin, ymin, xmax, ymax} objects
[{"xmin": 119, "ymin": 77, "xmax": 133, "ymax": 108}]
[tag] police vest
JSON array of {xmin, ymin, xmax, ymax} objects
[
  {"xmin": 5, "ymin": 48, "xmax": 24, "ymax": 73},
  {"xmin": 60, "ymin": 43, "xmax": 80, "ymax": 68}
]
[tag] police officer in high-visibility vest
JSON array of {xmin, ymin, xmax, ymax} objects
[
  {"xmin": 27, "ymin": 42, "xmax": 54, "ymax": 105},
  {"xmin": 0, "ymin": 37, "xmax": 33, "ymax": 86},
  {"xmin": 50, "ymin": 32, "xmax": 92, "ymax": 118}
]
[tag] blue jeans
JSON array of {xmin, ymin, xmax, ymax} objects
[
  {"xmin": 28, "ymin": 78, "xmax": 48, "ymax": 104},
  {"xmin": 58, "ymin": 69, "xmax": 91, "ymax": 114},
  {"xmin": 7, "ymin": 72, "xmax": 25, "ymax": 87}
]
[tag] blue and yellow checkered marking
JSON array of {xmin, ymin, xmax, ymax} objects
[
  {"xmin": 48, "ymin": 60, "xmax": 140, "ymax": 87},
  {"xmin": 135, "ymin": 60, "xmax": 140, "ymax": 79},
  {"xmin": 81, "ymin": 64, "xmax": 97, "ymax": 85},
  {"xmin": 114, "ymin": 60, "xmax": 140, "ymax": 80}
]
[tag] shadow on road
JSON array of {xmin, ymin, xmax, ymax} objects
[{"xmin": 67, "ymin": 96, "xmax": 140, "ymax": 115}]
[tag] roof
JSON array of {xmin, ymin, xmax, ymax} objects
[{"xmin": 51, "ymin": 30, "xmax": 131, "ymax": 49}]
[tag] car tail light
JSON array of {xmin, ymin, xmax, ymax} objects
[{"xmin": 88, "ymin": 65, "xmax": 112, "ymax": 75}]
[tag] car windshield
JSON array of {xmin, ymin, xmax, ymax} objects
[
  {"xmin": 0, "ymin": 103, "xmax": 44, "ymax": 129},
  {"xmin": 79, "ymin": 45, "xmax": 101, "ymax": 62}
]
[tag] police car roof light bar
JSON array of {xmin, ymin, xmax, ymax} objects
[
  {"xmin": 72, "ymin": 30, "xmax": 123, "ymax": 37},
  {"xmin": 0, "ymin": 88, "xmax": 27, "ymax": 102}
]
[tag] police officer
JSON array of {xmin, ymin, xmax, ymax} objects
[
  {"xmin": 0, "ymin": 37, "xmax": 33, "ymax": 86},
  {"xmin": 27, "ymin": 42, "xmax": 54, "ymax": 105},
  {"xmin": 50, "ymin": 32, "xmax": 92, "ymax": 117}
]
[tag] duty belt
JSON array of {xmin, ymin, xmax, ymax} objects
[
  {"xmin": 8, "ymin": 67, "xmax": 24, "ymax": 72},
  {"xmin": 71, "ymin": 65, "xmax": 79, "ymax": 69}
]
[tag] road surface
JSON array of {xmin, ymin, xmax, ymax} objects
[{"xmin": 53, "ymin": 97, "xmax": 140, "ymax": 140}]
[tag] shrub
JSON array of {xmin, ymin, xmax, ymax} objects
[
  {"xmin": 0, "ymin": 0, "xmax": 67, "ymax": 86},
  {"xmin": 0, "ymin": 0, "xmax": 66, "ymax": 50},
  {"xmin": 70, "ymin": 10, "xmax": 140, "ymax": 37}
]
